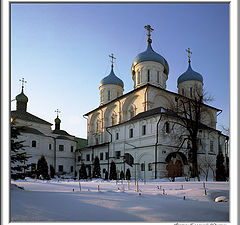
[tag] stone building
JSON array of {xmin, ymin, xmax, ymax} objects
[
  {"xmin": 11, "ymin": 84, "xmax": 77, "ymax": 177},
  {"xmin": 76, "ymin": 25, "xmax": 228, "ymax": 180}
]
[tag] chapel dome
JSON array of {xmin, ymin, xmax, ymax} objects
[
  {"xmin": 177, "ymin": 62, "xmax": 203, "ymax": 84},
  {"xmin": 133, "ymin": 43, "xmax": 169, "ymax": 75},
  {"xmin": 55, "ymin": 116, "xmax": 61, "ymax": 124},
  {"xmin": 16, "ymin": 91, "xmax": 28, "ymax": 103},
  {"xmin": 100, "ymin": 67, "xmax": 124, "ymax": 88}
]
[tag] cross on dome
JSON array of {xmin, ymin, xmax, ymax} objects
[
  {"xmin": 144, "ymin": 25, "xmax": 154, "ymax": 44},
  {"xmin": 109, "ymin": 53, "xmax": 116, "ymax": 69},
  {"xmin": 185, "ymin": 48, "xmax": 192, "ymax": 63},
  {"xmin": 19, "ymin": 77, "xmax": 27, "ymax": 92},
  {"xmin": 55, "ymin": 109, "xmax": 61, "ymax": 117}
]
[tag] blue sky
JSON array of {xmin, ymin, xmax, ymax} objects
[{"xmin": 11, "ymin": 3, "xmax": 229, "ymax": 138}]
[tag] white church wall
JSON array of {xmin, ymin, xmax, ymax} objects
[
  {"xmin": 99, "ymin": 83, "xmax": 123, "ymax": 105},
  {"xmin": 133, "ymin": 61, "xmax": 167, "ymax": 89},
  {"xmin": 177, "ymin": 80, "xmax": 203, "ymax": 99},
  {"xmin": 16, "ymin": 133, "xmax": 55, "ymax": 174}
]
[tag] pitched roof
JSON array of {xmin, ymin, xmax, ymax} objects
[
  {"xmin": 11, "ymin": 110, "xmax": 52, "ymax": 126},
  {"xmin": 21, "ymin": 127, "xmax": 45, "ymax": 136},
  {"xmin": 52, "ymin": 129, "xmax": 72, "ymax": 136}
]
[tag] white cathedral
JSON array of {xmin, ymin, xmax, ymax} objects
[{"xmin": 76, "ymin": 25, "xmax": 229, "ymax": 180}]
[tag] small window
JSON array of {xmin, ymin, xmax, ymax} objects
[
  {"xmin": 103, "ymin": 168, "xmax": 106, "ymax": 173},
  {"xmin": 78, "ymin": 156, "xmax": 81, "ymax": 162},
  {"xmin": 71, "ymin": 146, "xmax": 74, "ymax": 152},
  {"xmin": 100, "ymin": 152, "xmax": 103, "ymax": 160},
  {"xmin": 49, "ymin": 144, "xmax": 52, "ymax": 150},
  {"xmin": 137, "ymin": 71, "xmax": 140, "ymax": 84},
  {"xmin": 157, "ymin": 71, "xmax": 160, "ymax": 83},
  {"xmin": 148, "ymin": 163, "xmax": 152, "ymax": 171},
  {"xmin": 147, "ymin": 70, "xmax": 150, "ymax": 82},
  {"xmin": 59, "ymin": 165, "xmax": 63, "ymax": 172},
  {"xmin": 92, "ymin": 154, "xmax": 94, "ymax": 161},
  {"xmin": 129, "ymin": 128, "xmax": 133, "ymax": 138},
  {"xmin": 32, "ymin": 140, "xmax": 36, "ymax": 147},
  {"xmin": 210, "ymin": 141, "xmax": 214, "ymax": 152},
  {"xmin": 116, "ymin": 132, "xmax": 119, "ymax": 140},
  {"xmin": 59, "ymin": 145, "xmax": 64, "ymax": 151},
  {"xmin": 71, "ymin": 166, "xmax": 73, "ymax": 172},
  {"xmin": 165, "ymin": 122, "xmax": 170, "ymax": 133},
  {"xmin": 190, "ymin": 87, "xmax": 193, "ymax": 98},
  {"xmin": 86, "ymin": 154, "xmax": 90, "ymax": 161},
  {"xmin": 116, "ymin": 151, "xmax": 121, "ymax": 159},
  {"xmin": 108, "ymin": 90, "xmax": 111, "ymax": 101},
  {"xmin": 105, "ymin": 152, "xmax": 109, "ymax": 160},
  {"xmin": 142, "ymin": 125, "xmax": 146, "ymax": 135},
  {"xmin": 141, "ymin": 163, "xmax": 145, "ymax": 171}
]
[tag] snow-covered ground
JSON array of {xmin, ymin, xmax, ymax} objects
[{"xmin": 11, "ymin": 178, "xmax": 229, "ymax": 222}]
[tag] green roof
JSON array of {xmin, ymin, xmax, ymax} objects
[{"xmin": 74, "ymin": 137, "xmax": 87, "ymax": 149}]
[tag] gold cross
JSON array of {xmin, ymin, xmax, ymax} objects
[
  {"xmin": 19, "ymin": 77, "xmax": 27, "ymax": 91},
  {"xmin": 185, "ymin": 48, "xmax": 192, "ymax": 63},
  {"xmin": 144, "ymin": 25, "xmax": 154, "ymax": 43},
  {"xmin": 109, "ymin": 53, "xmax": 116, "ymax": 68},
  {"xmin": 55, "ymin": 109, "xmax": 61, "ymax": 117}
]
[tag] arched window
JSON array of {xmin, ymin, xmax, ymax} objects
[
  {"xmin": 108, "ymin": 90, "xmax": 111, "ymax": 101},
  {"xmin": 32, "ymin": 140, "xmax": 36, "ymax": 147},
  {"xmin": 165, "ymin": 122, "xmax": 170, "ymax": 133},
  {"xmin": 147, "ymin": 70, "xmax": 150, "ymax": 82},
  {"xmin": 141, "ymin": 163, "xmax": 145, "ymax": 171},
  {"xmin": 190, "ymin": 87, "xmax": 193, "ymax": 98}
]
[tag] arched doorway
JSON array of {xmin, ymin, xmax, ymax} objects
[{"xmin": 165, "ymin": 152, "xmax": 188, "ymax": 180}]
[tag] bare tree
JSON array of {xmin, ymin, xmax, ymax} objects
[
  {"xmin": 166, "ymin": 87, "xmax": 213, "ymax": 179},
  {"xmin": 198, "ymin": 155, "xmax": 215, "ymax": 181}
]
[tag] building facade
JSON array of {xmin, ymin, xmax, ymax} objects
[
  {"xmin": 76, "ymin": 25, "xmax": 229, "ymax": 180},
  {"xmin": 11, "ymin": 87, "xmax": 77, "ymax": 177}
]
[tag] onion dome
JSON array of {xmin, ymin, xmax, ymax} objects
[
  {"xmin": 16, "ymin": 88, "xmax": 28, "ymax": 111},
  {"xmin": 55, "ymin": 116, "xmax": 61, "ymax": 124},
  {"xmin": 54, "ymin": 116, "xmax": 61, "ymax": 130},
  {"xmin": 100, "ymin": 67, "xmax": 124, "ymax": 88},
  {"xmin": 132, "ymin": 43, "xmax": 169, "ymax": 75},
  {"xmin": 16, "ymin": 90, "xmax": 28, "ymax": 103},
  {"xmin": 177, "ymin": 62, "xmax": 203, "ymax": 84}
]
